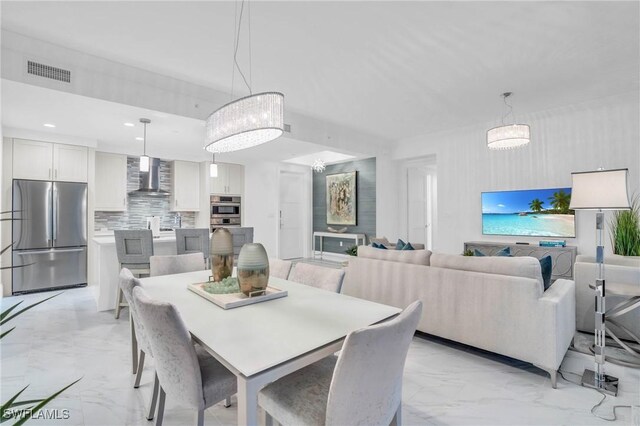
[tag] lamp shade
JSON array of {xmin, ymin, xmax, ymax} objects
[
  {"xmin": 205, "ymin": 92, "xmax": 284, "ymax": 153},
  {"xmin": 569, "ymin": 168, "xmax": 630, "ymax": 210}
]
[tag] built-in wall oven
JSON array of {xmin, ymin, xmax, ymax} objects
[{"xmin": 211, "ymin": 195, "xmax": 241, "ymax": 230}]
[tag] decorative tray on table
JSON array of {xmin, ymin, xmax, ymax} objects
[{"xmin": 187, "ymin": 278, "xmax": 287, "ymax": 310}]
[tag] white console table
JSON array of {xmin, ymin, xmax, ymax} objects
[{"xmin": 313, "ymin": 232, "xmax": 366, "ymax": 259}]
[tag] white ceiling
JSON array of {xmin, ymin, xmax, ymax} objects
[
  {"xmin": 2, "ymin": 1, "xmax": 639, "ymax": 141},
  {"xmin": 2, "ymin": 80, "xmax": 358, "ymax": 164}
]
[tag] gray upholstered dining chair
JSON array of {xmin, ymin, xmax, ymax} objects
[
  {"xmin": 175, "ymin": 228, "xmax": 210, "ymax": 267},
  {"xmin": 149, "ymin": 253, "xmax": 205, "ymax": 277},
  {"xmin": 132, "ymin": 286, "xmax": 237, "ymax": 426},
  {"xmin": 119, "ymin": 268, "xmax": 161, "ymax": 421},
  {"xmin": 269, "ymin": 259, "xmax": 293, "ymax": 280},
  {"xmin": 288, "ymin": 263, "xmax": 346, "ymax": 293},
  {"xmin": 114, "ymin": 229, "xmax": 154, "ymax": 319},
  {"xmin": 259, "ymin": 300, "xmax": 422, "ymax": 426}
]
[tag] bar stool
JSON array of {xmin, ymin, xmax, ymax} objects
[
  {"xmin": 175, "ymin": 228, "xmax": 210, "ymax": 268},
  {"xmin": 114, "ymin": 229, "xmax": 154, "ymax": 319}
]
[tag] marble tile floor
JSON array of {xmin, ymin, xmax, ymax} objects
[{"xmin": 1, "ymin": 287, "xmax": 639, "ymax": 426}]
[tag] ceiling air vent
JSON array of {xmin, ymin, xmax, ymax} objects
[{"xmin": 27, "ymin": 60, "xmax": 71, "ymax": 83}]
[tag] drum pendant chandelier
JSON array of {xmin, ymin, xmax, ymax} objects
[
  {"xmin": 205, "ymin": 1, "xmax": 284, "ymax": 153},
  {"xmin": 487, "ymin": 92, "xmax": 530, "ymax": 150}
]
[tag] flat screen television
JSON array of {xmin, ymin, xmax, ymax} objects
[{"xmin": 482, "ymin": 187, "xmax": 575, "ymax": 238}]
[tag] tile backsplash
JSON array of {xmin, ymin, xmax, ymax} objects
[{"xmin": 94, "ymin": 156, "xmax": 196, "ymax": 230}]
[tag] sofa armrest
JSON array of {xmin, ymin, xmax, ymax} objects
[{"xmin": 538, "ymin": 279, "xmax": 576, "ymax": 371}]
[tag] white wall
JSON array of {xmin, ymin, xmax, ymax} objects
[
  {"xmin": 385, "ymin": 91, "xmax": 639, "ymax": 256},
  {"xmin": 243, "ymin": 161, "xmax": 311, "ymax": 259}
]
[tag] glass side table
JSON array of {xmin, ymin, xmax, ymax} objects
[{"xmin": 589, "ymin": 281, "xmax": 640, "ymax": 368}]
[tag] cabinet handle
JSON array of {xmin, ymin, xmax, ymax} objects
[
  {"xmin": 55, "ymin": 169, "xmax": 58, "ymax": 179},
  {"xmin": 49, "ymin": 168, "xmax": 52, "ymax": 179},
  {"xmin": 123, "ymin": 197, "xmax": 126, "ymax": 206}
]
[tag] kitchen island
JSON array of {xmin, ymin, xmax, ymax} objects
[{"xmin": 90, "ymin": 231, "xmax": 181, "ymax": 311}]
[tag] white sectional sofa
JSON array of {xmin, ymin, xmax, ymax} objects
[{"xmin": 342, "ymin": 246, "xmax": 576, "ymax": 387}]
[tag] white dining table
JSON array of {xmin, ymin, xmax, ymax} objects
[{"xmin": 139, "ymin": 269, "xmax": 401, "ymax": 426}]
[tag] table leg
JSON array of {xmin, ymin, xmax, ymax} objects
[
  {"xmin": 237, "ymin": 376, "xmax": 259, "ymax": 426},
  {"xmin": 312, "ymin": 235, "xmax": 315, "ymax": 259},
  {"xmin": 320, "ymin": 236, "xmax": 323, "ymax": 260}
]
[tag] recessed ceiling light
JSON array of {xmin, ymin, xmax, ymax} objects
[
  {"xmin": 43, "ymin": 123, "xmax": 56, "ymax": 128},
  {"xmin": 135, "ymin": 137, "xmax": 144, "ymax": 141},
  {"xmin": 124, "ymin": 122, "xmax": 135, "ymax": 127}
]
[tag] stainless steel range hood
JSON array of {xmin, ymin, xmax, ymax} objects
[{"xmin": 128, "ymin": 157, "xmax": 168, "ymax": 196}]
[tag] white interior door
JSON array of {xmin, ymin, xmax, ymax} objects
[
  {"xmin": 407, "ymin": 166, "xmax": 434, "ymax": 249},
  {"xmin": 279, "ymin": 171, "xmax": 305, "ymax": 259}
]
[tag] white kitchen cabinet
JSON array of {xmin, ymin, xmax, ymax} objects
[
  {"xmin": 94, "ymin": 152, "xmax": 127, "ymax": 211},
  {"xmin": 171, "ymin": 160, "xmax": 200, "ymax": 211},
  {"xmin": 53, "ymin": 144, "xmax": 88, "ymax": 182},
  {"xmin": 12, "ymin": 139, "xmax": 88, "ymax": 182},
  {"xmin": 13, "ymin": 139, "xmax": 54, "ymax": 180},
  {"xmin": 210, "ymin": 163, "xmax": 244, "ymax": 195}
]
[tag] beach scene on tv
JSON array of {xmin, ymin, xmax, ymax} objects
[{"xmin": 482, "ymin": 188, "xmax": 575, "ymax": 237}]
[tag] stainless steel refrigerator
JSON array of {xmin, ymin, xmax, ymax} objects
[{"xmin": 12, "ymin": 179, "xmax": 88, "ymax": 294}]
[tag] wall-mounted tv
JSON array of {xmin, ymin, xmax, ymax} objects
[{"xmin": 482, "ymin": 188, "xmax": 575, "ymax": 238}]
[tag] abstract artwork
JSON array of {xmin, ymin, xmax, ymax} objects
[{"xmin": 326, "ymin": 171, "xmax": 357, "ymax": 225}]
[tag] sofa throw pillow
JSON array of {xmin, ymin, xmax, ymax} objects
[
  {"xmin": 396, "ymin": 239, "xmax": 406, "ymax": 250},
  {"xmin": 474, "ymin": 247, "xmax": 511, "ymax": 257},
  {"xmin": 539, "ymin": 255, "xmax": 553, "ymax": 290},
  {"xmin": 401, "ymin": 242, "xmax": 415, "ymax": 251},
  {"xmin": 372, "ymin": 242, "xmax": 388, "ymax": 250}
]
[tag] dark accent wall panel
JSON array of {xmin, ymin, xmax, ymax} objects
[{"xmin": 313, "ymin": 157, "xmax": 376, "ymax": 254}]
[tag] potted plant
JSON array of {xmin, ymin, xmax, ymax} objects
[{"xmin": 610, "ymin": 194, "xmax": 640, "ymax": 256}]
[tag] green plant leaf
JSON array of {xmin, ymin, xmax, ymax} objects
[
  {"xmin": 0, "ymin": 243, "xmax": 15, "ymax": 256},
  {"xmin": 0, "ymin": 293, "xmax": 61, "ymax": 326},
  {"xmin": 0, "ymin": 327, "xmax": 16, "ymax": 340},
  {"xmin": 0, "ymin": 301, "xmax": 23, "ymax": 321},
  {"xmin": 0, "ymin": 263, "xmax": 35, "ymax": 271},
  {"xmin": 0, "ymin": 386, "xmax": 28, "ymax": 422},
  {"xmin": 11, "ymin": 378, "xmax": 81, "ymax": 426}
]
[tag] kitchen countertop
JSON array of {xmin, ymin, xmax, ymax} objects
[{"xmin": 91, "ymin": 231, "xmax": 180, "ymax": 245}]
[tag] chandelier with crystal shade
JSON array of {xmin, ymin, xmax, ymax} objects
[
  {"xmin": 487, "ymin": 124, "xmax": 530, "ymax": 150},
  {"xmin": 311, "ymin": 158, "xmax": 326, "ymax": 173},
  {"xmin": 487, "ymin": 92, "xmax": 530, "ymax": 150},
  {"xmin": 205, "ymin": 92, "xmax": 284, "ymax": 153},
  {"xmin": 204, "ymin": 0, "xmax": 284, "ymax": 153}
]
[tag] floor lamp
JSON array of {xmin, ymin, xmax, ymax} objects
[{"xmin": 569, "ymin": 168, "xmax": 630, "ymax": 396}]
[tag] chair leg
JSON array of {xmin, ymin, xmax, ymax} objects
[
  {"xmin": 196, "ymin": 409, "xmax": 204, "ymax": 426},
  {"xmin": 224, "ymin": 396, "xmax": 231, "ymax": 408},
  {"xmin": 131, "ymin": 312, "xmax": 138, "ymax": 374},
  {"xmin": 265, "ymin": 412, "xmax": 273, "ymax": 426},
  {"xmin": 134, "ymin": 350, "xmax": 145, "ymax": 388},
  {"xmin": 391, "ymin": 403, "xmax": 402, "ymax": 426},
  {"xmin": 147, "ymin": 373, "xmax": 159, "ymax": 421},
  {"xmin": 115, "ymin": 288, "xmax": 123, "ymax": 319},
  {"xmin": 155, "ymin": 387, "xmax": 166, "ymax": 426}
]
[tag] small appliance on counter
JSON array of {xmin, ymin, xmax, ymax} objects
[
  {"xmin": 210, "ymin": 195, "xmax": 241, "ymax": 231},
  {"xmin": 146, "ymin": 216, "xmax": 161, "ymax": 237}
]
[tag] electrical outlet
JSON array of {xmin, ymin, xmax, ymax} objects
[{"xmin": 340, "ymin": 241, "xmax": 343, "ymax": 247}]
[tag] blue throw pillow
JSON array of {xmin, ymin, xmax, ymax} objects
[
  {"xmin": 474, "ymin": 247, "xmax": 510, "ymax": 257},
  {"xmin": 395, "ymin": 239, "xmax": 406, "ymax": 250},
  {"xmin": 401, "ymin": 242, "xmax": 415, "ymax": 251},
  {"xmin": 539, "ymin": 255, "xmax": 553, "ymax": 290},
  {"xmin": 372, "ymin": 242, "xmax": 387, "ymax": 249}
]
